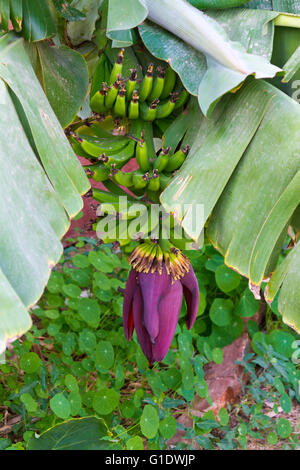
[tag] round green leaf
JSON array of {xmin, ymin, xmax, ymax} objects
[
  {"xmin": 280, "ymin": 393, "xmax": 292, "ymax": 414},
  {"xmin": 268, "ymin": 331, "xmax": 295, "ymax": 358},
  {"xmin": 140, "ymin": 405, "xmax": 159, "ymax": 439},
  {"xmin": 159, "ymin": 416, "xmax": 177, "ymax": 439},
  {"xmin": 93, "ymin": 389, "xmax": 119, "ymax": 415},
  {"xmin": 267, "ymin": 431, "xmax": 278, "ymax": 445},
  {"xmin": 215, "ymin": 264, "xmax": 241, "ymax": 292},
  {"xmin": 20, "ymin": 393, "xmax": 37, "ymax": 413},
  {"xmin": 218, "ymin": 407, "xmax": 229, "ymax": 426},
  {"xmin": 209, "ymin": 298, "xmax": 234, "ymax": 326},
  {"xmin": 161, "ymin": 368, "xmax": 181, "ymax": 390},
  {"xmin": 72, "ymin": 254, "xmax": 90, "ymax": 268},
  {"xmin": 68, "ymin": 392, "xmax": 82, "ymax": 416},
  {"xmin": 194, "ymin": 379, "xmax": 208, "ymax": 398},
  {"xmin": 276, "ymin": 418, "xmax": 292, "ymax": 439},
  {"xmin": 20, "ymin": 353, "xmax": 41, "ymax": 374},
  {"xmin": 212, "ymin": 347, "xmax": 223, "ymax": 364},
  {"xmin": 95, "ymin": 341, "xmax": 114, "ymax": 370},
  {"xmin": 235, "ymin": 288, "xmax": 259, "ymax": 317},
  {"xmin": 126, "ymin": 436, "xmax": 144, "ymax": 450},
  {"xmin": 63, "ymin": 284, "xmax": 81, "ymax": 298},
  {"xmin": 50, "ymin": 393, "xmax": 71, "ymax": 420}
]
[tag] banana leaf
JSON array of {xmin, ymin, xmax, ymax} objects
[
  {"xmin": 0, "ymin": 0, "xmax": 56, "ymax": 41},
  {"xmin": 0, "ymin": 36, "xmax": 90, "ymax": 353},
  {"xmin": 161, "ymin": 79, "xmax": 300, "ymax": 332}
]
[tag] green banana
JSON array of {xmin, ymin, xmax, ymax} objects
[
  {"xmin": 147, "ymin": 169, "xmax": 160, "ymax": 192},
  {"xmin": 110, "ymin": 48, "xmax": 125, "ymax": 85},
  {"xmin": 112, "ymin": 170, "xmax": 134, "ymax": 188},
  {"xmin": 174, "ymin": 89, "xmax": 189, "ymax": 109},
  {"xmin": 80, "ymin": 135, "xmax": 129, "ymax": 158},
  {"xmin": 160, "ymin": 66, "xmax": 177, "ymax": 99},
  {"xmin": 156, "ymin": 92, "xmax": 179, "ymax": 119},
  {"xmin": 126, "ymin": 69, "xmax": 138, "ymax": 101},
  {"xmin": 153, "ymin": 147, "xmax": 171, "ymax": 172},
  {"xmin": 93, "ymin": 188, "xmax": 123, "ymax": 204},
  {"xmin": 98, "ymin": 140, "xmax": 136, "ymax": 167},
  {"xmin": 136, "ymin": 132, "xmax": 150, "ymax": 172},
  {"xmin": 128, "ymin": 91, "xmax": 139, "ymax": 120},
  {"xmin": 90, "ymin": 82, "xmax": 108, "ymax": 113},
  {"xmin": 164, "ymin": 145, "xmax": 190, "ymax": 172},
  {"xmin": 148, "ymin": 66, "xmax": 166, "ymax": 102},
  {"xmin": 140, "ymin": 99, "xmax": 159, "ymax": 121},
  {"xmin": 105, "ymin": 77, "xmax": 123, "ymax": 109},
  {"xmin": 87, "ymin": 163, "xmax": 110, "ymax": 182},
  {"xmin": 139, "ymin": 64, "xmax": 154, "ymax": 102},
  {"xmin": 114, "ymin": 86, "xmax": 127, "ymax": 117}
]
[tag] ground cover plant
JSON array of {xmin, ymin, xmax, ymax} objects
[
  {"xmin": 0, "ymin": 0, "xmax": 300, "ymax": 452},
  {"xmin": 0, "ymin": 241, "xmax": 299, "ymax": 450}
]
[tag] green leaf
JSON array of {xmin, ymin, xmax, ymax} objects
[
  {"xmin": 93, "ymin": 388, "xmax": 119, "ymax": 415},
  {"xmin": 212, "ymin": 347, "xmax": 223, "ymax": 364},
  {"xmin": 107, "ymin": 0, "xmax": 148, "ymax": 32},
  {"xmin": 27, "ymin": 417, "xmax": 109, "ymax": 450},
  {"xmin": 282, "ymin": 45, "xmax": 300, "ymax": 83},
  {"xmin": 95, "ymin": 341, "xmax": 114, "ymax": 369},
  {"xmin": 218, "ymin": 407, "xmax": 229, "ymax": 426},
  {"xmin": 267, "ymin": 431, "xmax": 278, "ymax": 445},
  {"xmin": 50, "ymin": 393, "xmax": 71, "ymax": 420},
  {"xmin": 77, "ymin": 298, "xmax": 101, "ymax": 327},
  {"xmin": 67, "ymin": 0, "xmax": 101, "ymax": 46},
  {"xmin": 209, "ymin": 299, "xmax": 234, "ymax": 327},
  {"xmin": 243, "ymin": 0, "xmax": 300, "ymax": 14},
  {"xmin": 235, "ymin": 288, "xmax": 259, "ymax": 318},
  {"xmin": 140, "ymin": 404, "xmax": 159, "ymax": 439},
  {"xmin": 20, "ymin": 352, "xmax": 41, "ymax": 374},
  {"xmin": 35, "ymin": 42, "xmax": 89, "ymax": 128},
  {"xmin": 159, "ymin": 416, "xmax": 177, "ymax": 439},
  {"xmin": 20, "ymin": 393, "xmax": 37, "ymax": 413},
  {"xmin": 63, "ymin": 284, "xmax": 81, "ymax": 298},
  {"xmin": 280, "ymin": 393, "xmax": 292, "ymax": 413},
  {"xmin": 139, "ymin": 1, "xmax": 280, "ymax": 115},
  {"xmin": 64, "ymin": 374, "xmax": 79, "ymax": 393},
  {"xmin": 276, "ymin": 418, "xmax": 293, "ymax": 438},
  {"xmin": 215, "ymin": 264, "xmax": 240, "ymax": 293},
  {"xmin": 68, "ymin": 392, "xmax": 82, "ymax": 416},
  {"xmin": 52, "ymin": 0, "xmax": 86, "ymax": 21},
  {"xmin": 1, "ymin": 0, "xmax": 57, "ymax": 40},
  {"xmin": 126, "ymin": 436, "xmax": 144, "ymax": 450}
]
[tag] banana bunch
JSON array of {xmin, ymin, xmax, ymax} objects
[
  {"xmin": 89, "ymin": 49, "xmax": 189, "ymax": 122},
  {"xmin": 66, "ymin": 49, "xmax": 192, "ymax": 247}
]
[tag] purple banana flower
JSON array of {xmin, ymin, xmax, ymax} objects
[{"xmin": 123, "ymin": 265, "xmax": 199, "ymax": 365}]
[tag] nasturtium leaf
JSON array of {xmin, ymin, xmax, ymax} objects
[
  {"xmin": 69, "ymin": 268, "xmax": 92, "ymax": 287},
  {"xmin": 268, "ymin": 330, "xmax": 295, "ymax": 358},
  {"xmin": 161, "ymin": 368, "xmax": 181, "ymax": 390},
  {"xmin": 120, "ymin": 399, "xmax": 136, "ymax": 419},
  {"xmin": 215, "ymin": 264, "xmax": 241, "ymax": 293},
  {"xmin": 72, "ymin": 254, "xmax": 90, "ymax": 269},
  {"xmin": 93, "ymin": 388, "xmax": 120, "ymax": 415},
  {"xmin": 140, "ymin": 405, "xmax": 159, "ymax": 439},
  {"xmin": 95, "ymin": 341, "xmax": 114, "ymax": 369},
  {"xmin": 20, "ymin": 353, "xmax": 41, "ymax": 374},
  {"xmin": 181, "ymin": 365, "xmax": 194, "ymax": 390},
  {"xmin": 276, "ymin": 418, "xmax": 293, "ymax": 439},
  {"xmin": 194, "ymin": 379, "xmax": 209, "ymax": 399},
  {"xmin": 126, "ymin": 436, "xmax": 144, "ymax": 450},
  {"xmin": 235, "ymin": 288, "xmax": 259, "ymax": 318},
  {"xmin": 63, "ymin": 284, "xmax": 81, "ymax": 298},
  {"xmin": 209, "ymin": 299, "xmax": 234, "ymax": 327},
  {"xmin": 218, "ymin": 407, "xmax": 229, "ymax": 426},
  {"xmin": 77, "ymin": 298, "xmax": 100, "ymax": 327},
  {"xmin": 64, "ymin": 374, "xmax": 79, "ymax": 393},
  {"xmin": 20, "ymin": 393, "xmax": 37, "ymax": 413},
  {"xmin": 79, "ymin": 330, "xmax": 97, "ymax": 353},
  {"xmin": 159, "ymin": 416, "xmax": 177, "ymax": 439},
  {"xmin": 47, "ymin": 272, "xmax": 64, "ymax": 294},
  {"xmin": 68, "ymin": 392, "xmax": 82, "ymax": 416},
  {"xmin": 27, "ymin": 417, "xmax": 109, "ymax": 450},
  {"xmin": 280, "ymin": 393, "xmax": 292, "ymax": 414},
  {"xmin": 50, "ymin": 393, "xmax": 71, "ymax": 420},
  {"xmin": 88, "ymin": 251, "xmax": 114, "ymax": 272},
  {"xmin": 212, "ymin": 347, "xmax": 223, "ymax": 365},
  {"xmin": 45, "ymin": 309, "xmax": 60, "ymax": 320},
  {"xmin": 267, "ymin": 431, "xmax": 278, "ymax": 445}
]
